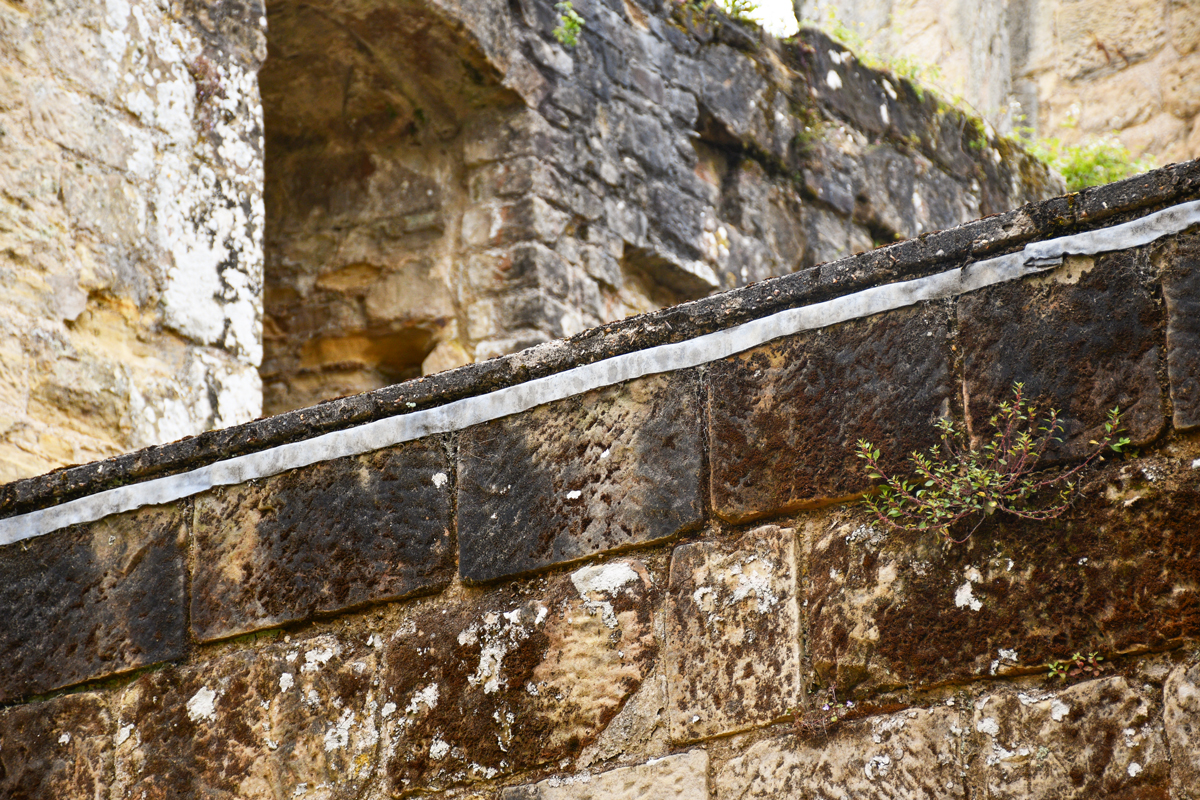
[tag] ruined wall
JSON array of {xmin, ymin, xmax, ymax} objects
[
  {"xmin": 798, "ymin": 0, "xmax": 1200, "ymax": 163},
  {"xmin": 257, "ymin": 0, "xmax": 1062, "ymax": 416},
  {"xmin": 0, "ymin": 0, "xmax": 268, "ymax": 483},
  {"xmin": 1, "ymin": 163, "xmax": 1199, "ymax": 799}
]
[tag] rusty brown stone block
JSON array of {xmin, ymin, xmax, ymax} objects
[
  {"xmin": 664, "ymin": 525, "xmax": 801, "ymax": 742},
  {"xmin": 1163, "ymin": 232, "xmax": 1200, "ymax": 430},
  {"xmin": 707, "ymin": 304, "xmax": 953, "ymax": 522},
  {"xmin": 381, "ymin": 559, "xmax": 658, "ymax": 793},
  {"xmin": 807, "ymin": 458, "xmax": 1200, "ymax": 694},
  {"xmin": 113, "ymin": 631, "xmax": 382, "ymax": 799},
  {"xmin": 959, "ymin": 251, "xmax": 1165, "ymax": 458},
  {"xmin": 191, "ymin": 439, "xmax": 455, "ymax": 641},
  {"xmin": 0, "ymin": 504, "xmax": 188, "ymax": 702},
  {"xmin": 457, "ymin": 371, "xmax": 704, "ymax": 583},
  {"xmin": 0, "ymin": 692, "xmax": 113, "ymax": 800}
]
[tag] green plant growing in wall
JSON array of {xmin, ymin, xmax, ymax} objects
[
  {"xmin": 1025, "ymin": 133, "xmax": 1156, "ymax": 192},
  {"xmin": 855, "ymin": 383, "xmax": 1129, "ymax": 543},
  {"xmin": 1048, "ymin": 651, "xmax": 1105, "ymax": 682},
  {"xmin": 553, "ymin": 1, "xmax": 585, "ymax": 47}
]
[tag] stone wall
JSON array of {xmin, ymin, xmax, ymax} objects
[
  {"xmin": 1, "ymin": 162, "xmax": 1199, "ymax": 799},
  {"xmin": 798, "ymin": 0, "xmax": 1200, "ymax": 164},
  {"xmin": 0, "ymin": 0, "xmax": 267, "ymax": 483}
]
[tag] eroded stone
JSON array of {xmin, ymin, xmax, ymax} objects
[
  {"xmin": 0, "ymin": 692, "xmax": 112, "ymax": 800},
  {"xmin": 502, "ymin": 750, "xmax": 709, "ymax": 800},
  {"xmin": 1163, "ymin": 232, "xmax": 1200, "ymax": 430},
  {"xmin": 191, "ymin": 440, "xmax": 454, "ymax": 641},
  {"xmin": 665, "ymin": 526, "xmax": 801, "ymax": 742},
  {"xmin": 382, "ymin": 559, "xmax": 658, "ymax": 793},
  {"xmin": 1164, "ymin": 661, "xmax": 1200, "ymax": 794},
  {"xmin": 457, "ymin": 371, "xmax": 704, "ymax": 582},
  {"xmin": 714, "ymin": 706, "xmax": 966, "ymax": 799},
  {"xmin": 707, "ymin": 304, "xmax": 953, "ymax": 522},
  {"xmin": 113, "ymin": 631, "xmax": 382, "ymax": 799},
  {"xmin": 0, "ymin": 504, "xmax": 187, "ymax": 702}
]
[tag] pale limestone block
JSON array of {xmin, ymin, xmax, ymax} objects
[
  {"xmin": 502, "ymin": 750, "xmax": 709, "ymax": 800},
  {"xmin": 665, "ymin": 526, "xmax": 801, "ymax": 742},
  {"xmin": 714, "ymin": 707, "xmax": 966, "ymax": 799},
  {"xmin": 1164, "ymin": 662, "xmax": 1200, "ymax": 794}
]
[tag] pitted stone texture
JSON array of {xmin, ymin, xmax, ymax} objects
[
  {"xmin": 1163, "ymin": 233, "xmax": 1200, "ymax": 429},
  {"xmin": 959, "ymin": 252, "xmax": 1165, "ymax": 459},
  {"xmin": 714, "ymin": 706, "xmax": 966, "ymax": 799},
  {"xmin": 1164, "ymin": 662, "xmax": 1200, "ymax": 793},
  {"xmin": 665, "ymin": 526, "xmax": 801, "ymax": 742},
  {"xmin": 113, "ymin": 632, "xmax": 381, "ymax": 799},
  {"xmin": 458, "ymin": 371, "xmax": 704, "ymax": 582},
  {"xmin": 192, "ymin": 440, "xmax": 454, "ymax": 640},
  {"xmin": 708, "ymin": 304, "xmax": 953, "ymax": 522},
  {"xmin": 969, "ymin": 677, "xmax": 1169, "ymax": 798},
  {"xmin": 807, "ymin": 458, "xmax": 1200, "ymax": 694},
  {"xmin": 502, "ymin": 750, "xmax": 709, "ymax": 800},
  {"xmin": 0, "ymin": 504, "xmax": 187, "ymax": 702},
  {"xmin": 0, "ymin": 692, "xmax": 113, "ymax": 800},
  {"xmin": 382, "ymin": 559, "xmax": 658, "ymax": 793}
]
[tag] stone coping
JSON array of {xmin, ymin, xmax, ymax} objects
[{"xmin": 1, "ymin": 160, "xmax": 1198, "ymax": 533}]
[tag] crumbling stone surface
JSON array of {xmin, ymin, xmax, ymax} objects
[
  {"xmin": 0, "ymin": 692, "xmax": 113, "ymax": 800},
  {"xmin": 708, "ymin": 303, "xmax": 953, "ymax": 521},
  {"xmin": 0, "ymin": 504, "xmax": 188, "ymax": 702},
  {"xmin": 191, "ymin": 439, "xmax": 455, "ymax": 641},
  {"xmin": 714, "ymin": 706, "xmax": 966, "ymax": 799},
  {"xmin": 959, "ymin": 251, "xmax": 1166, "ymax": 459},
  {"xmin": 1164, "ymin": 661, "xmax": 1200, "ymax": 794},
  {"xmin": 1163, "ymin": 231, "xmax": 1200, "ymax": 429},
  {"xmin": 502, "ymin": 750, "xmax": 709, "ymax": 800},
  {"xmin": 664, "ymin": 526, "xmax": 801, "ymax": 742},
  {"xmin": 382, "ymin": 559, "xmax": 658, "ymax": 793},
  {"xmin": 458, "ymin": 371, "xmax": 704, "ymax": 582}
]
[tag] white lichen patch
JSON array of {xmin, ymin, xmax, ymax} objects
[
  {"xmin": 279, "ymin": 672, "xmax": 294, "ymax": 692},
  {"xmin": 571, "ymin": 560, "xmax": 640, "ymax": 629},
  {"xmin": 977, "ymin": 717, "xmax": 1000, "ymax": 736},
  {"xmin": 955, "ymin": 581, "xmax": 983, "ymax": 612},
  {"xmin": 826, "ymin": 69, "xmax": 843, "ymax": 90},
  {"xmin": 186, "ymin": 686, "xmax": 218, "ymax": 723},
  {"xmin": 1050, "ymin": 698, "xmax": 1070, "ymax": 722},
  {"xmin": 432, "ymin": 472, "xmax": 448, "ymax": 488},
  {"xmin": 463, "ymin": 603, "xmax": 549, "ymax": 694},
  {"xmin": 301, "ymin": 644, "xmax": 338, "ymax": 673},
  {"xmin": 429, "ymin": 737, "xmax": 451, "ymax": 760},
  {"xmin": 406, "ymin": 683, "xmax": 440, "ymax": 715}
]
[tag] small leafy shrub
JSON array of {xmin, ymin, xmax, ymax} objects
[
  {"xmin": 856, "ymin": 383, "xmax": 1129, "ymax": 543},
  {"xmin": 553, "ymin": 1, "xmax": 585, "ymax": 47},
  {"xmin": 716, "ymin": 0, "xmax": 759, "ymax": 23},
  {"xmin": 1048, "ymin": 651, "xmax": 1105, "ymax": 681},
  {"xmin": 1027, "ymin": 133, "xmax": 1155, "ymax": 192}
]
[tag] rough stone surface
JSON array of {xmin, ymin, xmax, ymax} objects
[
  {"xmin": 708, "ymin": 303, "xmax": 953, "ymax": 521},
  {"xmin": 382, "ymin": 559, "xmax": 658, "ymax": 793},
  {"xmin": 1165, "ymin": 661, "xmax": 1200, "ymax": 795},
  {"xmin": 502, "ymin": 750, "xmax": 709, "ymax": 800},
  {"xmin": 112, "ymin": 631, "xmax": 382, "ymax": 800},
  {"xmin": 665, "ymin": 526, "xmax": 801, "ymax": 742},
  {"xmin": 191, "ymin": 439, "xmax": 454, "ymax": 641},
  {"xmin": 960, "ymin": 251, "xmax": 1165, "ymax": 460},
  {"xmin": 1163, "ymin": 232, "xmax": 1200, "ymax": 429},
  {"xmin": 0, "ymin": 692, "xmax": 113, "ymax": 800},
  {"xmin": 458, "ymin": 371, "xmax": 704, "ymax": 582},
  {"xmin": 968, "ymin": 677, "xmax": 1170, "ymax": 798},
  {"xmin": 0, "ymin": 504, "xmax": 188, "ymax": 702},
  {"xmin": 714, "ymin": 706, "xmax": 966, "ymax": 799},
  {"xmin": 806, "ymin": 457, "xmax": 1200, "ymax": 693}
]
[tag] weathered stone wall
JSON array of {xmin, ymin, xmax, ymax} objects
[
  {"xmin": 1, "ymin": 163, "xmax": 1199, "ymax": 799},
  {"xmin": 257, "ymin": 0, "xmax": 1062, "ymax": 416},
  {"xmin": 798, "ymin": 0, "xmax": 1200, "ymax": 164},
  {"xmin": 0, "ymin": 0, "xmax": 267, "ymax": 483}
]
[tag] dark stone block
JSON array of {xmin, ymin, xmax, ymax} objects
[
  {"xmin": 959, "ymin": 250, "xmax": 1165, "ymax": 459},
  {"xmin": 0, "ymin": 505, "xmax": 188, "ymax": 702},
  {"xmin": 0, "ymin": 692, "xmax": 113, "ymax": 799},
  {"xmin": 1163, "ymin": 232, "xmax": 1200, "ymax": 430},
  {"xmin": 708, "ymin": 304, "xmax": 953, "ymax": 522},
  {"xmin": 191, "ymin": 439, "xmax": 454, "ymax": 641},
  {"xmin": 457, "ymin": 370, "xmax": 704, "ymax": 582}
]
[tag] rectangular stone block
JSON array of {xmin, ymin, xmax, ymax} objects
[
  {"xmin": 0, "ymin": 504, "xmax": 188, "ymax": 702},
  {"xmin": 382, "ymin": 560, "xmax": 659, "ymax": 793},
  {"xmin": 191, "ymin": 439, "xmax": 455, "ymax": 641},
  {"xmin": 805, "ymin": 457, "xmax": 1200, "ymax": 694},
  {"xmin": 959, "ymin": 252, "xmax": 1165, "ymax": 459},
  {"xmin": 457, "ymin": 370, "xmax": 704, "ymax": 583},
  {"xmin": 113, "ymin": 631, "xmax": 382, "ymax": 799},
  {"xmin": 502, "ymin": 750, "xmax": 709, "ymax": 800},
  {"xmin": 708, "ymin": 304, "xmax": 953, "ymax": 522},
  {"xmin": 714, "ymin": 707, "xmax": 966, "ymax": 799},
  {"xmin": 0, "ymin": 692, "xmax": 113, "ymax": 800},
  {"xmin": 665, "ymin": 525, "xmax": 801, "ymax": 742},
  {"xmin": 1163, "ymin": 233, "xmax": 1200, "ymax": 430},
  {"xmin": 1165, "ymin": 662, "xmax": 1200, "ymax": 795},
  {"xmin": 969, "ymin": 677, "xmax": 1169, "ymax": 799}
]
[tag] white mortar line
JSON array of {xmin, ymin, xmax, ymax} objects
[{"xmin": 3, "ymin": 199, "xmax": 1198, "ymax": 545}]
